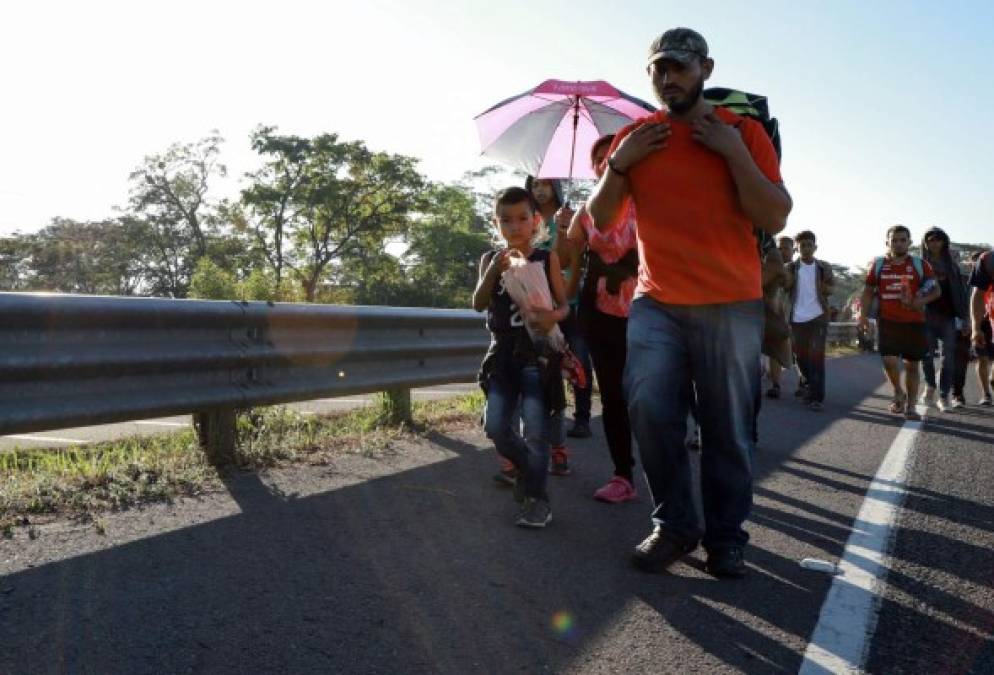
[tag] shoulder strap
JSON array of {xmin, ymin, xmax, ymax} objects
[
  {"xmin": 910, "ymin": 255, "xmax": 924, "ymax": 280},
  {"xmin": 873, "ymin": 256, "xmax": 885, "ymax": 285}
]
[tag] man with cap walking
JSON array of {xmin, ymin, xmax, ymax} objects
[{"xmin": 588, "ymin": 28, "xmax": 791, "ymax": 578}]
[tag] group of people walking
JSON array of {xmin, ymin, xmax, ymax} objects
[{"xmin": 472, "ymin": 26, "xmax": 994, "ymax": 581}]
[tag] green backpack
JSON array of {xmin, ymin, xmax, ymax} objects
[{"xmin": 703, "ymin": 88, "xmax": 781, "ymax": 161}]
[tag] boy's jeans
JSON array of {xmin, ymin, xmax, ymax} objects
[
  {"xmin": 625, "ymin": 296, "xmax": 761, "ymax": 550},
  {"xmin": 484, "ymin": 366, "xmax": 549, "ymax": 499}
]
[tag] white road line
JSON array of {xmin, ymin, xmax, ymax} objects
[
  {"xmin": 4, "ymin": 434, "xmax": 91, "ymax": 445},
  {"xmin": 798, "ymin": 405, "xmax": 925, "ymax": 674},
  {"xmin": 135, "ymin": 421, "xmax": 189, "ymax": 428}
]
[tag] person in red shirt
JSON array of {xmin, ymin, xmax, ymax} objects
[
  {"xmin": 859, "ymin": 225, "xmax": 941, "ymax": 421},
  {"xmin": 587, "ymin": 28, "xmax": 792, "ymax": 579},
  {"xmin": 968, "ymin": 249, "xmax": 994, "ymax": 405}
]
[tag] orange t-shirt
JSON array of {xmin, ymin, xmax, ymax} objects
[{"xmin": 608, "ymin": 107, "xmax": 783, "ymax": 306}]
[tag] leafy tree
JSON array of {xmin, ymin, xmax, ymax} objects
[
  {"xmin": 0, "ymin": 235, "xmax": 32, "ymax": 290},
  {"xmin": 127, "ymin": 133, "xmax": 226, "ymax": 259},
  {"xmin": 188, "ymin": 257, "xmax": 238, "ymax": 300},
  {"xmin": 239, "ymin": 126, "xmax": 311, "ymax": 289},
  {"xmin": 23, "ymin": 218, "xmax": 144, "ymax": 295},
  {"xmin": 400, "ymin": 183, "xmax": 492, "ymax": 307},
  {"xmin": 290, "ymin": 136, "xmax": 424, "ymax": 301},
  {"xmin": 456, "ymin": 164, "xmax": 527, "ymax": 227},
  {"xmin": 126, "ymin": 133, "xmax": 230, "ymax": 296},
  {"xmin": 239, "ymin": 267, "xmax": 302, "ymax": 302}
]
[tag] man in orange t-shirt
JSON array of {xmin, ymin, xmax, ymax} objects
[{"xmin": 588, "ymin": 27, "xmax": 792, "ymax": 579}]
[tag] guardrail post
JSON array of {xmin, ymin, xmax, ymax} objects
[
  {"xmin": 377, "ymin": 388, "xmax": 412, "ymax": 427},
  {"xmin": 194, "ymin": 407, "xmax": 237, "ymax": 466}
]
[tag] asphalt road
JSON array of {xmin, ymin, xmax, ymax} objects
[
  {"xmin": 0, "ymin": 383, "xmax": 481, "ymax": 452},
  {"xmin": 0, "ymin": 354, "xmax": 991, "ymax": 673}
]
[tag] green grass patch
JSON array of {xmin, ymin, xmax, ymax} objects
[{"xmin": 0, "ymin": 391, "xmax": 486, "ymax": 528}]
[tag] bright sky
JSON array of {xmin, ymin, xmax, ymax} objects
[{"xmin": 2, "ymin": 0, "xmax": 992, "ymax": 269}]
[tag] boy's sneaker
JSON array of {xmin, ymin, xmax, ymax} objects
[
  {"xmin": 920, "ymin": 387, "xmax": 937, "ymax": 406},
  {"xmin": 936, "ymin": 396, "xmax": 949, "ymax": 412},
  {"xmin": 808, "ymin": 401, "xmax": 824, "ymax": 412},
  {"xmin": 567, "ymin": 420, "xmax": 592, "ymax": 438},
  {"xmin": 979, "ymin": 394, "xmax": 993, "ymax": 406},
  {"xmin": 549, "ymin": 447, "xmax": 571, "ymax": 476},
  {"xmin": 593, "ymin": 476, "xmax": 637, "ymax": 503},
  {"xmin": 631, "ymin": 527, "xmax": 697, "ymax": 574},
  {"xmin": 950, "ymin": 396, "xmax": 965, "ymax": 409},
  {"xmin": 705, "ymin": 547, "xmax": 747, "ymax": 579},
  {"xmin": 515, "ymin": 498, "xmax": 552, "ymax": 528}
]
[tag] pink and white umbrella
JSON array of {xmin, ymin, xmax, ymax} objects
[{"xmin": 474, "ymin": 79, "xmax": 656, "ymax": 181}]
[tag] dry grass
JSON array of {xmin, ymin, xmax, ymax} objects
[{"xmin": 0, "ymin": 391, "xmax": 485, "ymax": 529}]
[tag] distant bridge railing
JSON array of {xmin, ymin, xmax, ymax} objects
[
  {"xmin": 827, "ymin": 322, "xmax": 858, "ymax": 345},
  {"xmin": 0, "ymin": 293, "xmax": 488, "ymax": 463},
  {"xmin": 0, "ymin": 292, "xmax": 860, "ymax": 463}
]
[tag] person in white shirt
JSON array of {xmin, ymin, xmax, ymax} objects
[{"xmin": 784, "ymin": 231, "xmax": 835, "ymax": 410}]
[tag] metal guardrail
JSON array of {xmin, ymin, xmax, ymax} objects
[
  {"xmin": 0, "ymin": 292, "xmax": 861, "ymax": 462},
  {"xmin": 0, "ymin": 293, "xmax": 489, "ymax": 462},
  {"xmin": 827, "ymin": 322, "xmax": 858, "ymax": 344}
]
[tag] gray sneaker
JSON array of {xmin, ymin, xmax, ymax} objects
[
  {"xmin": 950, "ymin": 396, "xmax": 965, "ymax": 409},
  {"xmin": 936, "ymin": 396, "xmax": 949, "ymax": 412},
  {"xmin": 515, "ymin": 498, "xmax": 552, "ymax": 528}
]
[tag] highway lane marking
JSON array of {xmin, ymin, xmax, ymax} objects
[
  {"xmin": 798, "ymin": 404, "xmax": 926, "ymax": 674},
  {"xmin": 4, "ymin": 434, "xmax": 91, "ymax": 445},
  {"xmin": 135, "ymin": 421, "xmax": 189, "ymax": 428}
]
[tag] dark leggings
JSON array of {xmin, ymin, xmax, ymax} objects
[
  {"xmin": 582, "ymin": 308, "xmax": 634, "ymax": 481},
  {"xmin": 953, "ymin": 332, "xmax": 970, "ymax": 398}
]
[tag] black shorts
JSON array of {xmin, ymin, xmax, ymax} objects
[
  {"xmin": 878, "ymin": 319, "xmax": 928, "ymax": 361},
  {"xmin": 981, "ymin": 320, "xmax": 994, "ymax": 360}
]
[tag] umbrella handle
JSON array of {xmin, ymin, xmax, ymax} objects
[{"xmin": 565, "ymin": 92, "xmax": 580, "ymax": 207}]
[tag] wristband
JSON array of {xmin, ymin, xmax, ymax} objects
[{"xmin": 607, "ymin": 157, "xmax": 627, "ymax": 177}]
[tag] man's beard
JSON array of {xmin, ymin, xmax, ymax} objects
[{"xmin": 655, "ymin": 74, "xmax": 705, "ymax": 114}]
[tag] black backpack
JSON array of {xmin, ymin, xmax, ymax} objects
[{"xmin": 703, "ymin": 88, "xmax": 782, "ymax": 162}]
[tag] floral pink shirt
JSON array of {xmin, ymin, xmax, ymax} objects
[{"xmin": 578, "ymin": 203, "xmax": 638, "ymax": 318}]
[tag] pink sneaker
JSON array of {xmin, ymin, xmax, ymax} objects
[{"xmin": 593, "ymin": 476, "xmax": 637, "ymax": 503}]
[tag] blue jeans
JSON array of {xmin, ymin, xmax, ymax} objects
[
  {"xmin": 510, "ymin": 406, "xmax": 565, "ymax": 447},
  {"xmin": 923, "ymin": 313, "xmax": 958, "ymax": 397},
  {"xmin": 484, "ymin": 366, "xmax": 549, "ymax": 499},
  {"xmin": 624, "ymin": 296, "xmax": 762, "ymax": 550}
]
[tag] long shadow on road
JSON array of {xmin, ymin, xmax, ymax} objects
[{"xmin": 1, "ymin": 354, "xmax": 990, "ymax": 673}]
